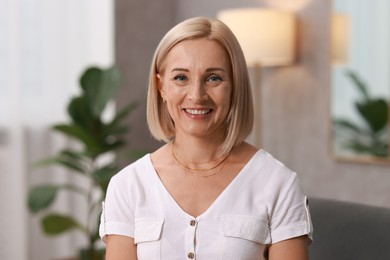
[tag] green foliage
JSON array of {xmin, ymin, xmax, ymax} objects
[
  {"xmin": 80, "ymin": 67, "xmax": 121, "ymax": 117},
  {"xmin": 28, "ymin": 186, "xmax": 59, "ymax": 213},
  {"xmin": 27, "ymin": 65, "xmax": 140, "ymax": 259},
  {"xmin": 334, "ymin": 69, "xmax": 389, "ymax": 157},
  {"xmin": 356, "ymin": 99, "xmax": 388, "ymax": 134},
  {"xmin": 79, "ymin": 248, "xmax": 106, "ymax": 260},
  {"xmin": 42, "ymin": 214, "xmax": 87, "ymax": 235}
]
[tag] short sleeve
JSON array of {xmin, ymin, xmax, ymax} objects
[
  {"xmin": 99, "ymin": 172, "xmax": 135, "ymax": 242},
  {"xmin": 268, "ymin": 173, "xmax": 313, "ymax": 244}
]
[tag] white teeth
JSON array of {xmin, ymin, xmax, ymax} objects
[{"xmin": 185, "ymin": 109, "xmax": 211, "ymax": 115}]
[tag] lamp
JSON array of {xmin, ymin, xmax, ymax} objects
[
  {"xmin": 217, "ymin": 8, "xmax": 296, "ymax": 147},
  {"xmin": 331, "ymin": 13, "xmax": 350, "ymax": 65}
]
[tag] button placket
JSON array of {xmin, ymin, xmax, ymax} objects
[{"xmin": 185, "ymin": 217, "xmax": 197, "ymax": 259}]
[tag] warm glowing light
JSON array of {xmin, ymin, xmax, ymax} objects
[
  {"xmin": 331, "ymin": 13, "xmax": 350, "ymax": 65},
  {"xmin": 218, "ymin": 8, "xmax": 296, "ymax": 67}
]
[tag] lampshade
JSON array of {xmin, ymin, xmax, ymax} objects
[
  {"xmin": 217, "ymin": 8, "xmax": 296, "ymax": 67},
  {"xmin": 331, "ymin": 13, "xmax": 350, "ymax": 65}
]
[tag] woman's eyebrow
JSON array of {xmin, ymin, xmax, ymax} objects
[
  {"xmin": 171, "ymin": 68, "xmax": 189, "ymax": 72},
  {"xmin": 170, "ymin": 67, "xmax": 226, "ymax": 73},
  {"xmin": 206, "ymin": 67, "xmax": 226, "ymax": 72}
]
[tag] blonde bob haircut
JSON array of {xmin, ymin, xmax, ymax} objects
[{"xmin": 147, "ymin": 17, "xmax": 254, "ymax": 156}]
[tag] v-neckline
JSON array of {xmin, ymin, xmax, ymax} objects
[{"xmin": 146, "ymin": 150, "xmax": 262, "ymax": 220}]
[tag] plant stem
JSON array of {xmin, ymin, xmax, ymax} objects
[{"xmin": 85, "ymin": 159, "xmax": 100, "ymax": 256}]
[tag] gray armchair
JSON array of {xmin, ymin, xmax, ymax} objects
[{"xmin": 309, "ymin": 197, "xmax": 390, "ymax": 260}]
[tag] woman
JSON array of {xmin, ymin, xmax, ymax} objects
[{"xmin": 100, "ymin": 17, "xmax": 313, "ymax": 259}]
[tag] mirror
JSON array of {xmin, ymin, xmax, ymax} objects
[{"xmin": 331, "ymin": 0, "xmax": 390, "ymax": 163}]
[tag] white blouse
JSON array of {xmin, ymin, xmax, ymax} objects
[{"xmin": 99, "ymin": 149, "xmax": 313, "ymax": 260}]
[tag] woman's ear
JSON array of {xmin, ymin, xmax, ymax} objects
[{"xmin": 157, "ymin": 73, "xmax": 166, "ymax": 100}]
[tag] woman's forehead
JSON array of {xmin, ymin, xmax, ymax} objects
[{"xmin": 161, "ymin": 38, "xmax": 231, "ymax": 73}]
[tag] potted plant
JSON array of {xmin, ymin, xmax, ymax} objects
[
  {"xmin": 333, "ymin": 69, "xmax": 389, "ymax": 157},
  {"xmin": 28, "ymin": 65, "xmax": 139, "ymax": 259}
]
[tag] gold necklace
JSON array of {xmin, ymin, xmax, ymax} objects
[
  {"xmin": 190, "ymin": 155, "xmax": 229, "ymax": 177},
  {"xmin": 171, "ymin": 140, "xmax": 226, "ymax": 165},
  {"xmin": 171, "ymin": 141, "xmax": 230, "ymax": 172},
  {"xmin": 174, "ymin": 151, "xmax": 230, "ymax": 178}
]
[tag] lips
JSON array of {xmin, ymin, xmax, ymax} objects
[{"xmin": 184, "ymin": 108, "xmax": 212, "ymax": 115}]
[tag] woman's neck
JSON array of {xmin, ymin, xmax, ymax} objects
[{"xmin": 172, "ymin": 134, "xmax": 226, "ymax": 164}]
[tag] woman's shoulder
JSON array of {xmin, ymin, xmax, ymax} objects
[
  {"xmin": 230, "ymin": 142, "xmax": 295, "ymax": 174},
  {"xmin": 149, "ymin": 142, "xmax": 173, "ymax": 171},
  {"xmin": 230, "ymin": 141, "xmax": 258, "ymax": 164},
  {"xmin": 260, "ymin": 150, "xmax": 295, "ymax": 175},
  {"xmin": 240, "ymin": 146, "xmax": 298, "ymax": 187}
]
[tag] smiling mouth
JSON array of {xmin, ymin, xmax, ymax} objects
[{"xmin": 184, "ymin": 109, "xmax": 212, "ymax": 115}]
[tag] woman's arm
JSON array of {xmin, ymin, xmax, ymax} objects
[
  {"xmin": 267, "ymin": 235, "xmax": 310, "ymax": 260},
  {"xmin": 106, "ymin": 235, "xmax": 137, "ymax": 260}
]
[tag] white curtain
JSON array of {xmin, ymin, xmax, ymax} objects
[{"xmin": 0, "ymin": 0, "xmax": 114, "ymax": 259}]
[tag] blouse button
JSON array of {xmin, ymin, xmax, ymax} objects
[
  {"xmin": 188, "ymin": 252, "xmax": 195, "ymax": 259},
  {"xmin": 189, "ymin": 219, "xmax": 196, "ymax": 226}
]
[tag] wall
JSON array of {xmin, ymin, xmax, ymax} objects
[
  {"xmin": 114, "ymin": 0, "xmax": 176, "ymax": 158},
  {"xmin": 115, "ymin": 0, "xmax": 390, "ymax": 208}
]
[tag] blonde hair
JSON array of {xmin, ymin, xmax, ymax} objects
[{"xmin": 146, "ymin": 17, "xmax": 254, "ymax": 155}]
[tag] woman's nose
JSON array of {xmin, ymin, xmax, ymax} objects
[{"xmin": 187, "ymin": 80, "xmax": 208, "ymax": 102}]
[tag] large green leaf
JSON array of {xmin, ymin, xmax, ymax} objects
[
  {"xmin": 28, "ymin": 186, "xmax": 59, "ymax": 212},
  {"xmin": 67, "ymin": 96, "xmax": 96, "ymax": 128},
  {"xmin": 98, "ymin": 66, "xmax": 122, "ymax": 106},
  {"xmin": 355, "ymin": 99, "xmax": 388, "ymax": 133},
  {"xmin": 53, "ymin": 124, "xmax": 103, "ymax": 157},
  {"xmin": 28, "ymin": 184, "xmax": 89, "ymax": 213},
  {"xmin": 333, "ymin": 119, "xmax": 364, "ymax": 134},
  {"xmin": 80, "ymin": 66, "xmax": 122, "ymax": 118},
  {"xmin": 60, "ymin": 149, "xmax": 88, "ymax": 162},
  {"xmin": 53, "ymin": 124, "xmax": 97, "ymax": 146},
  {"xmin": 103, "ymin": 125, "xmax": 129, "ymax": 137},
  {"xmin": 80, "ymin": 67, "xmax": 102, "ymax": 116},
  {"xmin": 344, "ymin": 141, "xmax": 388, "ymax": 157},
  {"xmin": 33, "ymin": 156, "xmax": 86, "ymax": 173},
  {"xmin": 42, "ymin": 214, "xmax": 86, "ymax": 235},
  {"xmin": 346, "ymin": 70, "xmax": 370, "ymax": 101}
]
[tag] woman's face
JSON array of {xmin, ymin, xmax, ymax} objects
[{"xmin": 158, "ymin": 38, "xmax": 232, "ymax": 140}]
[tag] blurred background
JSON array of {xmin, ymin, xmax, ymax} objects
[{"xmin": 1, "ymin": 0, "xmax": 389, "ymax": 259}]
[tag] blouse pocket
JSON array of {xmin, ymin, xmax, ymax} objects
[
  {"xmin": 220, "ymin": 215, "xmax": 270, "ymax": 260},
  {"xmin": 134, "ymin": 218, "xmax": 164, "ymax": 260}
]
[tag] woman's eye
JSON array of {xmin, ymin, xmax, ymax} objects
[
  {"xmin": 173, "ymin": 75, "xmax": 188, "ymax": 81},
  {"xmin": 206, "ymin": 75, "xmax": 222, "ymax": 83}
]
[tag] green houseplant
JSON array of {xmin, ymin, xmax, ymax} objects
[
  {"xmin": 28, "ymin": 65, "xmax": 138, "ymax": 259},
  {"xmin": 334, "ymin": 69, "xmax": 389, "ymax": 157}
]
